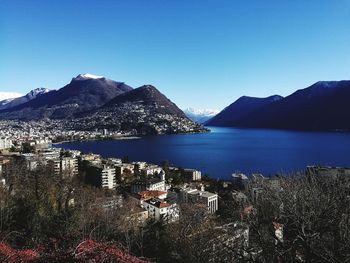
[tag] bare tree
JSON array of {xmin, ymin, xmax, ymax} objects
[{"xmin": 245, "ymin": 173, "xmax": 350, "ymax": 262}]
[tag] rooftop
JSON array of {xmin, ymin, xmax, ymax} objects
[
  {"xmin": 137, "ymin": 190, "xmax": 167, "ymax": 200},
  {"xmin": 144, "ymin": 198, "xmax": 170, "ymax": 208},
  {"xmin": 188, "ymin": 190, "xmax": 217, "ymax": 198}
]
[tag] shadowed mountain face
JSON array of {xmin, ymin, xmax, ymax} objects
[
  {"xmin": 104, "ymin": 85, "xmax": 187, "ymax": 117},
  {"xmin": 0, "ymin": 74, "xmax": 133, "ymax": 119},
  {"xmin": 69, "ymin": 84, "xmax": 201, "ymax": 134},
  {"xmin": 206, "ymin": 95, "xmax": 283, "ymax": 126},
  {"xmin": 207, "ymin": 80, "xmax": 350, "ymax": 131}
]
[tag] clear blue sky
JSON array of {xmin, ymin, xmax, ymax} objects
[{"xmin": 1, "ymin": 0, "xmax": 350, "ymax": 110}]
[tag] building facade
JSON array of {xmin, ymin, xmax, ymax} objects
[
  {"xmin": 143, "ymin": 198, "xmax": 179, "ymax": 222},
  {"xmin": 86, "ymin": 165, "xmax": 116, "ymax": 190},
  {"xmin": 100, "ymin": 166, "xmax": 116, "ymax": 189},
  {"xmin": 184, "ymin": 168, "xmax": 202, "ymax": 181},
  {"xmin": 131, "ymin": 177, "xmax": 166, "ymax": 193},
  {"xmin": 0, "ymin": 138, "xmax": 13, "ymax": 150},
  {"xmin": 180, "ymin": 188, "xmax": 218, "ymax": 214},
  {"xmin": 48, "ymin": 157, "xmax": 79, "ymax": 177}
]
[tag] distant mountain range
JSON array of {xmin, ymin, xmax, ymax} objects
[
  {"xmin": 206, "ymin": 80, "xmax": 350, "ymax": 131},
  {"xmin": 0, "ymin": 74, "xmax": 205, "ymax": 134},
  {"xmin": 0, "ymin": 87, "xmax": 51, "ymax": 110},
  {"xmin": 0, "ymin": 74, "xmax": 133, "ymax": 119},
  {"xmin": 184, "ymin": 108, "xmax": 219, "ymax": 123},
  {"xmin": 4, "ymin": 76, "xmax": 349, "ymax": 132}
]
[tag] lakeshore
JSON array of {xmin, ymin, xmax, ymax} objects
[
  {"xmin": 55, "ymin": 126, "xmax": 350, "ymax": 179},
  {"xmin": 51, "ymin": 135, "xmax": 142, "ymax": 145}
]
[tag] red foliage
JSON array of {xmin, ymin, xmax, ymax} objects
[
  {"xmin": 74, "ymin": 239, "xmax": 149, "ymax": 263},
  {"xmin": 0, "ymin": 242, "xmax": 38, "ymax": 262},
  {"xmin": 0, "ymin": 240, "xmax": 150, "ymax": 263}
]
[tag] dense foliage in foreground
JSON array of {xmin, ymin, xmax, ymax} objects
[{"xmin": 1, "ymin": 160, "xmax": 349, "ymax": 262}]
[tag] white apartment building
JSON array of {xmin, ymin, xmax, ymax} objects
[
  {"xmin": 184, "ymin": 168, "xmax": 202, "ymax": 181},
  {"xmin": 133, "ymin": 161, "xmax": 147, "ymax": 170},
  {"xmin": 143, "ymin": 198, "xmax": 179, "ymax": 222},
  {"xmin": 0, "ymin": 137, "xmax": 13, "ymax": 150},
  {"xmin": 49, "ymin": 157, "xmax": 79, "ymax": 177},
  {"xmin": 181, "ymin": 188, "xmax": 218, "ymax": 214},
  {"xmin": 39, "ymin": 150, "xmax": 61, "ymax": 160},
  {"xmin": 86, "ymin": 165, "xmax": 117, "ymax": 190},
  {"xmin": 0, "ymin": 177, "xmax": 5, "ymax": 187},
  {"xmin": 100, "ymin": 166, "xmax": 116, "ymax": 189},
  {"xmin": 107, "ymin": 158, "xmax": 122, "ymax": 166},
  {"xmin": 141, "ymin": 166, "xmax": 163, "ymax": 176},
  {"xmin": 131, "ymin": 177, "xmax": 166, "ymax": 193}
]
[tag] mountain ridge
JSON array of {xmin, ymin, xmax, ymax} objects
[
  {"xmin": 0, "ymin": 74, "xmax": 206, "ymax": 135},
  {"xmin": 69, "ymin": 84, "xmax": 205, "ymax": 134},
  {"xmin": 0, "ymin": 74, "xmax": 133, "ymax": 119},
  {"xmin": 207, "ymin": 95, "xmax": 283, "ymax": 126},
  {"xmin": 0, "ymin": 87, "xmax": 51, "ymax": 110},
  {"xmin": 184, "ymin": 108, "xmax": 219, "ymax": 124},
  {"xmin": 206, "ymin": 80, "xmax": 350, "ymax": 131}
]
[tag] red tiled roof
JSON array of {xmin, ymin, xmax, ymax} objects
[
  {"xmin": 144, "ymin": 198, "xmax": 171, "ymax": 208},
  {"xmin": 158, "ymin": 202, "xmax": 170, "ymax": 208},
  {"xmin": 137, "ymin": 190, "xmax": 167, "ymax": 200}
]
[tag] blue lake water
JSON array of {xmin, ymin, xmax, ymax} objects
[{"xmin": 55, "ymin": 127, "xmax": 350, "ymax": 180}]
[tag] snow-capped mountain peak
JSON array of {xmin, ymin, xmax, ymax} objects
[
  {"xmin": 74, "ymin": 73, "xmax": 104, "ymax": 81},
  {"xmin": 0, "ymin": 88, "xmax": 51, "ymax": 110},
  {"xmin": 184, "ymin": 107, "xmax": 220, "ymax": 117},
  {"xmin": 184, "ymin": 107, "xmax": 220, "ymax": 124},
  {"xmin": 26, "ymin": 87, "xmax": 50, "ymax": 98}
]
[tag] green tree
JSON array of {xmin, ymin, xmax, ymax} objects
[{"xmin": 21, "ymin": 142, "xmax": 35, "ymax": 153}]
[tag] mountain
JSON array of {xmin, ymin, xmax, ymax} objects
[
  {"xmin": 71, "ymin": 85, "xmax": 206, "ymax": 134},
  {"xmin": 0, "ymin": 87, "xmax": 51, "ymax": 110},
  {"xmin": 206, "ymin": 95, "xmax": 283, "ymax": 126},
  {"xmin": 184, "ymin": 108, "xmax": 220, "ymax": 124},
  {"xmin": 207, "ymin": 80, "xmax": 350, "ymax": 131},
  {"xmin": 105, "ymin": 85, "xmax": 186, "ymax": 117},
  {"xmin": 0, "ymin": 98, "xmax": 15, "ymax": 107},
  {"xmin": 0, "ymin": 74, "xmax": 133, "ymax": 119},
  {"xmin": 0, "ymin": 75, "xmax": 206, "ymax": 134}
]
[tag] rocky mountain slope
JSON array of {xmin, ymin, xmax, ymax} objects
[{"xmin": 71, "ymin": 85, "xmax": 205, "ymax": 134}]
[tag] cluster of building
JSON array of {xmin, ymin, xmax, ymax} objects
[
  {"xmin": 0, "ymin": 145, "xmax": 218, "ymax": 224},
  {"xmin": 81, "ymin": 154, "xmax": 218, "ymax": 223},
  {"xmin": 0, "ymin": 120, "xmax": 135, "ymax": 151},
  {"xmin": 72, "ymin": 102, "xmax": 207, "ymax": 135}
]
